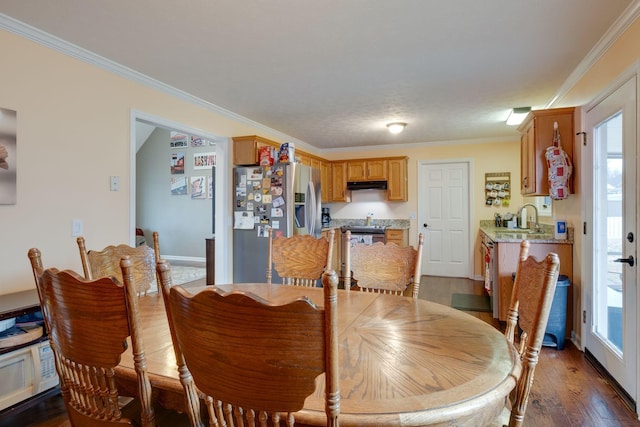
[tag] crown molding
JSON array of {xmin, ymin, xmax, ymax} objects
[
  {"xmin": 547, "ymin": 0, "xmax": 640, "ymax": 108},
  {"xmin": 0, "ymin": 13, "xmax": 309, "ymax": 148}
]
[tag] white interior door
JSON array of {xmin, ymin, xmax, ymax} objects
[
  {"xmin": 418, "ymin": 160, "xmax": 471, "ymax": 277},
  {"xmin": 584, "ymin": 76, "xmax": 637, "ymax": 405}
]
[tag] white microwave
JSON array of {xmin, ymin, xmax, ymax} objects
[{"xmin": 0, "ymin": 340, "xmax": 59, "ymax": 411}]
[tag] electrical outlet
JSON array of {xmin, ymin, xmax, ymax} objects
[
  {"xmin": 72, "ymin": 219, "xmax": 83, "ymax": 237},
  {"xmin": 110, "ymin": 176, "xmax": 120, "ymax": 191}
]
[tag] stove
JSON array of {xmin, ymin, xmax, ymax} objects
[
  {"xmin": 339, "ymin": 225, "xmax": 387, "ymax": 234},
  {"xmin": 340, "ymin": 225, "xmax": 387, "ymax": 280}
]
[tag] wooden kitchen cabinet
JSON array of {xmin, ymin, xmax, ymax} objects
[
  {"xmin": 320, "ymin": 160, "xmax": 332, "ymax": 202},
  {"xmin": 232, "ymin": 135, "xmax": 279, "ymax": 166},
  {"xmin": 496, "ymin": 241, "xmax": 573, "ymax": 336},
  {"xmin": 518, "ymin": 107, "xmax": 575, "ymax": 196},
  {"xmin": 387, "ymin": 157, "xmax": 408, "ymax": 201},
  {"xmin": 347, "ymin": 159, "xmax": 388, "ymax": 181},
  {"xmin": 385, "ymin": 228, "xmax": 408, "ymax": 247},
  {"xmin": 297, "ymin": 153, "xmax": 311, "ymax": 166},
  {"xmin": 330, "ymin": 161, "xmax": 350, "ymax": 202}
]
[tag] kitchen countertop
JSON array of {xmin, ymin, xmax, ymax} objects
[
  {"xmin": 480, "ymin": 222, "xmax": 573, "ymax": 244},
  {"xmin": 323, "ymin": 219, "xmax": 410, "ymax": 232}
]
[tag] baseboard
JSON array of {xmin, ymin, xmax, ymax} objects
[
  {"xmin": 163, "ymin": 255, "xmax": 206, "ymax": 264},
  {"xmin": 584, "ymin": 348, "xmax": 636, "ymax": 413}
]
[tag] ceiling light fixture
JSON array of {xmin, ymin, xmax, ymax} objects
[
  {"xmin": 506, "ymin": 107, "xmax": 531, "ymax": 126},
  {"xmin": 387, "ymin": 122, "xmax": 407, "ymax": 134}
]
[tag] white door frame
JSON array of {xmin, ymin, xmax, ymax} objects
[
  {"xmin": 129, "ymin": 109, "xmax": 233, "ymax": 284},
  {"xmin": 417, "ymin": 158, "xmax": 474, "ymax": 279},
  {"xmin": 581, "ymin": 63, "xmax": 639, "ymax": 413}
]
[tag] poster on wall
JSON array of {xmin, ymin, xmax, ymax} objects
[
  {"xmin": 170, "ymin": 151, "xmax": 185, "ymax": 174},
  {"xmin": 171, "ymin": 176, "xmax": 188, "ymax": 195},
  {"xmin": 0, "ymin": 107, "xmax": 17, "ymax": 205},
  {"xmin": 190, "ymin": 136, "xmax": 208, "ymax": 147},
  {"xmin": 194, "ymin": 152, "xmax": 216, "ymax": 170},
  {"xmin": 170, "ymin": 131, "xmax": 189, "ymax": 148},
  {"xmin": 191, "ymin": 176, "xmax": 206, "ymax": 199}
]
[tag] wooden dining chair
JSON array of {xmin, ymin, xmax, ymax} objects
[
  {"xmin": 77, "ymin": 236, "xmax": 158, "ymax": 296},
  {"xmin": 344, "ymin": 230, "xmax": 424, "ymax": 299},
  {"xmin": 494, "ymin": 240, "xmax": 560, "ymax": 427},
  {"xmin": 266, "ymin": 228, "xmax": 335, "ymax": 287},
  {"xmin": 27, "ymin": 248, "xmax": 157, "ymax": 427},
  {"xmin": 157, "ymin": 260, "xmax": 340, "ymax": 427}
]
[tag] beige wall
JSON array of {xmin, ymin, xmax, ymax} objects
[{"xmin": 0, "ymin": 30, "xmax": 289, "ymax": 294}]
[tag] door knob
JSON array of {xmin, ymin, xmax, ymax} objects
[
  {"xmin": 614, "ymin": 255, "xmax": 635, "ymax": 267},
  {"xmin": 423, "ymin": 223, "xmax": 429, "ymax": 228}
]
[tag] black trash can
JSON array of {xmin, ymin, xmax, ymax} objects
[{"xmin": 511, "ymin": 273, "xmax": 570, "ymax": 350}]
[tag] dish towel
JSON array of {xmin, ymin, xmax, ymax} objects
[{"xmin": 484, "ymin": 249, "xmax": 492, "ymax": 293}]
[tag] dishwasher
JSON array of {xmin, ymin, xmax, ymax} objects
[{"xmin": 480, "ymin": 232, "xmax": 498, "ymax": 318}]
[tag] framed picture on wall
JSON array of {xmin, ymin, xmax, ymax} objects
[
  {"xmin": 171, "ymin": 176, "xmax": 188, "ymax": 195},
  {"xmin": 0, "ymin": 107, "xmax": 16, "ymax": 205},
  {"xmin": 194, "ymin": 152, "xmax": 216, "ymax": 170},
  {"xmin": 191, "ymin": 176, "xmax": 206, "ymax": 199},
  {"xmin": 190, "ymin": 136, "xmax": 207, "ymax": 147},
  {"xmin": 171, "ymin": 152, "xmax": 185, "ymax": 174},
  {"xmin": 170, "ymin": 131, "xmax": 189, "ymax": 148}
]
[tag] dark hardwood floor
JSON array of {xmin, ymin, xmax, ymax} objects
[{"xmin": 2, "ymin": 275, "xmax": 639, "ymax": 427}]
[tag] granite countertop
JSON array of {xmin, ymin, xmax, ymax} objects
[
  {"xmin": 323, "ymin": 219, "xmax": 410, "ymax": 231},
  {"xmin": 479, "ymin": 221, "xmax": 573, "ymax": 244}
]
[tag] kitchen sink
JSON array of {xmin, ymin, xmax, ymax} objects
[
  {"xmin": 496, "ymin": 228, "xmax": 543, "ymax": 234},
  {"xmin": 494, "ymin": 229, "xmax": 552, "ymax": 240},
  {"xmin": 340, "ymin": 225, "xmax": 387, "ymax": 234}
]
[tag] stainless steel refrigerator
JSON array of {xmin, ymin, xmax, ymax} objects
[{"xmin": 233, "ymin": 162, "xmax": 321, "ymax": 283}]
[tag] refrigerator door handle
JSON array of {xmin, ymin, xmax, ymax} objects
[{"xmin": 306, "ymin": 181, "xmax": 317, "ymax": 236}]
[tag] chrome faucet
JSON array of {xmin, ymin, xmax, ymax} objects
[{"xmin": 517, "ymin": 203, "xmax": 539, "ymax": 231}]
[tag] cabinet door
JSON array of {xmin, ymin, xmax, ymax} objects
[
  {"xmin": 297, "ymin": 153, "xmax": 311, "ymax": 166},
  {"xmin": 347, "ymin": 159, "xmax": 388, "ymax": 181},
  {"xmin": 387, "ymin": 158, "xmax": 408, "ymax": 201},
  {"xmin": 367, "ymin": 159, "xmax": 388, "ymax": 180},
  {"xmin": 330, "ymin": 162, "xmax": 349, "ymax": 202},
  {"xmin": 518, "ymin": 107, "xmax": 574, "ymax": 195},
  {"xmin": 232, "ymin": 135, "xmax": 279, "ymax": 166},
  {"xmin": 346, "ymin": 161, "xmax": 367, "ymax": 181},
  {"xmin": 385, "ymin": 229, "xmax": 407, "ymax": 247},
  {"xmin": 520, "ymin": 123, "xmax": 536, "ymax": 194},
  {"xmin": 320, "ymin": 161, "xmax": 332, "ymax": 202},
  {"xmin": 496, "ymin": 242, "xmax": 573, "ymax": 332}
]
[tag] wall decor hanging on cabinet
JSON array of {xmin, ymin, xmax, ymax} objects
[
  {"xmin": 0, "ymin": 107, "xmax": 17, "ymax": 205},
  {"xmin": 485, "ymin": 172, "xmax": 510, "ymax": 207}
]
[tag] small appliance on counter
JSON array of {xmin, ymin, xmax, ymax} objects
[{"xmin": 321, "ymin": 207, "xmax": 332, "ymax": 227}]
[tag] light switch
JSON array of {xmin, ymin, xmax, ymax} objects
[
  {"xmin": 72, "ymin": 219, "xmax": 83, "ymax": 237},
  {"xmin": 110, "ymin": 176, "xmax": 120, "ymax": 191}
]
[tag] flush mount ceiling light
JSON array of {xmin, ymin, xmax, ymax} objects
[
  {"xmin": 386, "ymin": 122, "xmax": 407, "ymax": 134},
  {"xmin": 506, "ymin": 107, "xmax": 531, "ymax": 126}
]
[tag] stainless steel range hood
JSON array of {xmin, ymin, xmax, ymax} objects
[{"xmin": 346, "ymin": 180, "xmax": 388, "ymax": 191}]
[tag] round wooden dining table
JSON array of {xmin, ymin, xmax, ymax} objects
[{"xmin": 116, "ymin": 282, "xmax": 521, "ymax": 426}]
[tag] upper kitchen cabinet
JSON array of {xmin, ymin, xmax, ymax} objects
[
  {"xmin": 347, "ymin": 159, "xmax": 388, "ymax": 181},
  {"xmin": 330, "ymin": 161, "xmax": 350, "ymax": 202},
  {"xmin": 319, "ymin": 160, "xmax": 332, "ymax": 203},
  {"xmin": 232, "ymin": 135, "xmax": 279, "ymax": 165},
  {"xmin": 387, "ymin": 157, "xmax": 408, "ymax": 201},
  {"xmin": 518, "ymin": 107, "xmax": 575, "ymax": 196}
]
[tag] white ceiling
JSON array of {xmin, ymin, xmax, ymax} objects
[{"xmin": 0, "ymin": 1, "xmax": 637, "ymax": 150}]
